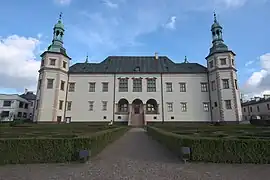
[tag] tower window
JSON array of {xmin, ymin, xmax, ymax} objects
[
  {"xmin": 60, "ymin": 81, "xmax": 65, "ymax": 91},
  {"xmin": 209, "ymin": 61, "xmax": 213, "ymax": 68},
  {"xmin": 222, "ymin": 79, "xmax": 230, "ymax": 89},
  {"xmin": 59, "ymin": 100, "xmax": 64, "ymax": 110},
  {"xmin": 257, "ymin": 106, "xmax": 260, "ymax": 112},
  {"xmin": 49, "ymin": 58, "xmax": 56, "ymax": 66},
  {"xmin": 225, "ymin": 100, "xmax": 232, "ymax": 109},
  {"xmin": 267, "ymin": 104, "xmax": 270, "ymax": 110},
  {"xmin": 211, "ymin": 81, "xmax": 216, "ymax": 91},
  {"xmin": 235, "ymin": 79, "xmax": 238, "ymax": 89},
  {"xmin": 220, "ymin": 58, "xmax": 226, "ymax": 65},
  {"xmin": 69, "ymin": 82, "xmax": 75, "ymax": 92},
  {"xmin": 47, "ymin": 79, "xmax": 54, "ymax": 89},
  {"xmin": 63, "ymin": 61, "xmax": 67, "ymax": 69},
  {"xmin": 250, "ymin": 107, "xmax": 252, "ymax": 112},
  {"xmin": 41, "ymin": 59, "xmax": 44, "ymax": 66},
  {"xmin": 232, "ymin": 59, "xmax": 235, "ymax": 66}
]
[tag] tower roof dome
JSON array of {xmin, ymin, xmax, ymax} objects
[
  {"xmin": 54, "ymin": 20, "xmax": 64, "ymax": 29},
  {"xmin": 211, "ymin": 12, "xmax": 222, "ymax": 29}
]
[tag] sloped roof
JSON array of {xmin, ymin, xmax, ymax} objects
[
  {"xmin": 241, "ymin": 98, "xmax": 270, "ymax": 106},
  {"xmin": 69, "ymin": 56, "xmax": 207, "ymax": 74},
  {"xmin": 20, "ymin": 92, "xmax": 36, "ymax": 101}
]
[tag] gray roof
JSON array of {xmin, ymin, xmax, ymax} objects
[
  {"xmin": 69, "ymin": 56, "xmax": 207, "ymax": 74},
  {"xmin": 20, "ymin": 92, "xmax": 36, "ymax": 101},
  {"xmin": 242, "ymin": 98, "xmax": 270, "ymax": 106}
]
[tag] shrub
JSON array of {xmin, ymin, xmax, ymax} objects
[
  {"xmin": 0, "ymin": 127, "xmax": 128, "ymax": 165},
  {"xmin": 147, "ymin": 126, "xmax": 270, "ymax": 164}
]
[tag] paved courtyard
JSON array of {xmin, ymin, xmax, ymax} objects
[{"xmin": 0, "ymin": 128, "xmax": 270, "ymax": 180}]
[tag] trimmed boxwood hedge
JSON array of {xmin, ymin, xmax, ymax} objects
[
  {"xmin": 147, "ymin": 126, "xmax": 270, "ymax": 164},
  {"xmin": 0, "ymin": 127, "xmax": 128, "ymax": 165}
]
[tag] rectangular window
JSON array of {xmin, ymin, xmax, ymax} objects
[
  {"xmin": 179, "ymin": 83, "xmax": 186, "ymax": 92},
  {"xmin": 49, "ymin": 58, "xmax": 56, "ymax": 66},
  {"xmin": 119, "ymin": 78, "xmax": 128, "ymax": 92},
  {"xmin": 60, "ymin": 80, "xmax": 65, "ymax": 91},
  {"xmin": 1, "ymin": 111, "xmax": 9, "ymax": 117},
  {"xmin": 19, "ymin": 102, "xmax": 24, "ymax": 108},
  {"xmin": 203, "ymin": 102, "xmax": 209, "ymax": 112},
  {"xmin": 225, "ymin": 100, "xmax": 232, "ymax": 109},
  {"xmin": 167, "ymin": 102, "xmax": 173, "ymax": 112},
  {"xmin": 211, "ymin": 81, "xmax": 216, "ymax": 91},
  {"xmin": 30, "ymin": 101, "xmax": 34, "ymax": 106},
  {"xmin": 41, "ymin": 59, "xmax": 44, "ymax": 66},
  {"xmin": 243, "ymin": 108, "xmax": 246, "ymax": 112},
  {"xmin": 257, "ymin": 106, "xmax": 260, "ymax": 112},
  {"xmin": 201, "ymin": 83, "xmax": 208, "ymax": 92},
  {"xmin": 209, "ymin": 61, "xmax": 213, "ymax": 68},
  {"xmin": 63, "ymin": 61, "xmax": 67, "ymax": 69},
  {"xmin": 220, "ymin": 58, "xmax": 226, "ymax": 65},
  {"xmin": 250, "ymin": 107, "xmax": 252, "ymax": 112},
  {"xmin": 68, "ymin": 82, "xmax": 75, "ymax": 92},
  {"xmin": 147, "ymin": 78, "xmax": 156, "ymax": 92},
  {"xmin": 267, "ymin": 104, "xmax": 270, "ymax": 110},
  {"xmin": 17, "ymin": 112, "xmax": 22, "ymax": 117},
  {"xmin": 181, "ymin": 102, "xmax": 187, "ymax": 112},
  {"xmin": 133, "ymin": 78, "xmax": 142, "ymax": 92},
  {"xmin": 102, "ymin": 101, "xmax": 107, "ymax": 111},
  {"xmin": 47, "ymin": 79, "xmax": 54, "ymax": 89},
  {"xmin": 222, "ymin": 79, "xmax": 230, "ymax": 89},
  {"xmin": 89, "ymin": 82, "xmax": 96, "ymax": 92},
  {"xmin": 23, "ymin": 113, "xmax": 27, "ymax": 118},
  {"xmin": 3, "ymin": 100, "xmax": 11, "ymax": 107},
  {"xmin": 102, "ymin": 82, "xmax": 109, "ymax": 92},
  {"xmin": 59, "ymin": 100, "xmax": 64, "ymax": 110},
  {"xmin": 24, "ymin": 103, "xmax": 28, "ymax": 109},
  {"xmin": 235, "ymin": 79, "xmax": 238, "ymax": 89},
  {"xmin": 166, "ymin": 82, "xmax": 172, "ymax": 92},
  {"xmin": 36, "ymin": 100, "xmax": 39, "ymax": 109},
  {"xmin": 232, "ymin": 59, "xmax": 235, "ymax": 66},
  {"xmin": 67, "ymin": 101, "xmax": 72, "ymax": 111},
  {"xmin": 89, "ymin": 101, "xmax": 94, "ymax": 111}
]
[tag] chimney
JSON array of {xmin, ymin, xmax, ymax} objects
[
  {"xmin": 154, "ymin": 52, "xmax": 158, "ymax": 60},
  {"xmin": 24, "ymin": 88, "xmax": 28, "ymax": 94}
]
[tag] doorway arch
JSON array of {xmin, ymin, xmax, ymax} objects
[{"xmin": 132, "ymin": 99, "xmax": 143, "ymax": 114}]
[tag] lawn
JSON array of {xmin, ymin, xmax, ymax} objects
[
  {"xmin": 0, "ymin": 123, "xmax": 119, "ymax": 138},
  {"xmin": 152, "ymin": 123, "xmax": 270, "ymax": 140}
]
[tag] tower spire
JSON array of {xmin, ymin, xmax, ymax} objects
[
  {"xmin": 59, "ymin": 12, "xmax": 63, "ymax": 21},
  {"xmin": 213, "ymin": 11, "xmax": 217, "ymax": 23},
  {"xmin": 184, "ymin": 56, "xmax": 189, "ymax": 63},
  {"xmin": 85, "ymin": 53, "xmax": 89, "ymax": 63}
]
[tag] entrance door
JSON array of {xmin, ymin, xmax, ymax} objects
[{"xmin": 134, "ymin": 105, "xmax": 140, "ymax": 114}]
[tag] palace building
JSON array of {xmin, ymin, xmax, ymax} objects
[{"xmin": 34, "ymin": 14, "xmax": 242, "ymax": 125}]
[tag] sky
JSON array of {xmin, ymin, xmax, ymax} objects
[{"xmin": 0, "ymin": 0, "xmax": 269, "ymax": 99}]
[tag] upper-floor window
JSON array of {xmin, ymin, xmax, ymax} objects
[
  {"xmin": 243, "ymin": 107, "xmax": 246, "ymax": 112},
  {"xmin": 59, "ymin": 100, "xmax": 63, "ymax": 110},
  {"xmin": 89, "ymin": 82, "xmax": 95, "ymax": 92},
  {"xmin": 222, "ymin": 79, "xmax": 230, "ymax": 89},
  {"xmin": 88, "ymin": 101, "xmax": 94, "ymax": 111},
  {"xmin": 232, "ymin": 59, "xmax": 235, "ymax": 66},
  {"xmin": 211, "ymin": 80, "xmax": 216, "ymax": 91},
  {"xmin": 166, "ymin": 82, "xmax": 172, "ymax": 92},
  {"xmin": 60, "ymin": 81, "xmax": 65, "ymax": 91},
  {"xmin": 119, "ymin": 78, "xmax": 128, "ymax": 92},
  {"xmin": 225, "ymin": 100, "xmax": 232, "ymax": 109},
  {"xmin": 203, "ymin": 102, "xmax": 209, "ymax": 112},
  {"xmin": 134, "ymin": 66, "xmax": 140, "ymax": 72},
  {"xmin": 181, "ymin": 102, "xmax": 187, "ymax": 112},
  {"xmin": 257, "ymin": 106, "xmax": 260, "ymax": 112},
  {"xmin": 3, "ymin": 100, "xmax": 11, "ymax": 107},
  {"xmin": 24, "ymin": 103, "xmax": 28, "ymax": 109},
  {"xmin": 47, "ymin": 79, "xmax": 54, "ymax": 89},
  {"xmin": 19, "ymin": 102, "xmax": 24, "ymax": 108},
  {"xmin": 41, "ymin": 59, "xmax": 44, "ymax": 66},
  {"xmin": 267, "ymin": 104, "xmax": 270, "ymax": 110},
  {"xmin": 49, "ymin": 58, "xmax": 56, "ymax": 66},
  {"xmin": 250, "ymin": 107, "xmax": 252, "ymax": 112},
  {"xmin": 220, "ymin": 58, "xmax": 226, "ymax": 65},
  {"xmin": 147, "ymin": 78, "xmax": 156, "ymax": 92},
  {"xmin": 209, "ymin": 61, "xmax": 213, "ymax": 68},
  {"xmin": 179, "ymin": 83, "xmax": 186, "ymax": 92},
  {"xmin": 133, "ymin": 78, "xmax": 142, "ymax": 92},
  {"xmin": 235, "ymin": 79, "xmax": 238, "ymax": 89},
  {"xmin": 201, "ymin": 83, "xmax": 208, "ymax": 92},
  {"xmin": 38, "ymin": 80, "xmax": 42, "ymax": 89},
  {"xmin": 69, "ymin": 82, "xmax": 75, "ymax": 92},
  {"xmin": 102, "ymin": 101, "xmax": 108, "ymax": 111},
  {"xmin": 102, "ymin": 82, "xmax": 109, "ymax": 92},
  {"xmin": 167, "ymin": 102, "xmax": 173, "ymax": 112},
  {"xmin": 67, "ymin": 101, "xmax": 72, "ymax": 111},
  {"xmin": 63, "ymin": 61, "xmax": 67, "ymax": 69}
]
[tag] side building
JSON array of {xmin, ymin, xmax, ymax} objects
[{"xmin": 34, "ymin": 14, "xmax": 242, "ymax": 125}]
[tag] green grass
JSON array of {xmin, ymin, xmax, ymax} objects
[
  {"xmin": 0, "ymin": 123, "xmax": 121, "ymax": 138},
  {"xmin": 152, "ymin": 123, "xmax": 270, "ymax": 140}
]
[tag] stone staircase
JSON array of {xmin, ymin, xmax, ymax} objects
[{"xmin": 128, "ymin": 112, "xmax": 144, "ymax": 127}]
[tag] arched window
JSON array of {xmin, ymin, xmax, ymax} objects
[
  {"xmin": 118, "ymin": 99, "xmax": 129, "ymax": 112},
  {"xmin": 146, "ymin": 99, "xmax": 158, "ymax": 114}
]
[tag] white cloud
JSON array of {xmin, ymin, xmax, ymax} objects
[
  {"xmin": 54, "ymin": 0, "xmax": 72, "ymax": 5},
  {"xmin": 0, "ymin": 35, "xmax": 40, "ymax": 92},
  {"xmin": 164, "ymin": 16, "xmax": 177, "ymax": 30},
  {"xmin": 217, "ymin": 0, "xmax": 247, "ymax": 8},
  {"xmin": 102, "ymin": 0, "xmax": 118, "ymax": 8},
  {"xmin": 245, "ymin": 60, "xmax": 254, "ymax": 67},
  {"xmin": 243, "ymin": 53, "xmax": 270, "ymax": 97}
]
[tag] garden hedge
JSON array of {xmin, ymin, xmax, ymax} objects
[
  {"xmin": 0, "ymin": 127, "xmax": 128, "ymax": 165},
  {"xmin": 147, "ymin": 126, "xmax": 270, "ymax": 164}
]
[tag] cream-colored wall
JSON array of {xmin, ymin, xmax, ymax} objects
[{"xmin": 162, "ymin": 73, "xmax": 211, "ymax": 122}]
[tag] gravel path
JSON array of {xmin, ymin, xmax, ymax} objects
[{"xmin": 1, "ymin": 128, "xmax": 270, "ymax": 180}]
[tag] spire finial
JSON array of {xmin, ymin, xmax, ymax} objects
[
  {"xmin": 85, "ymin": 53, "xmax": 89, "ymax": 63},
  {"xmin": 59, "ymin": 12, "xmax": 63, "ymax": 21},
  {"xmin": 184, "ymin": 56, "xmax": 189, "ymax": 63},
  {"xmin": 213, "ymin": 11, "xmax": 217, "ymax": 23}
]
